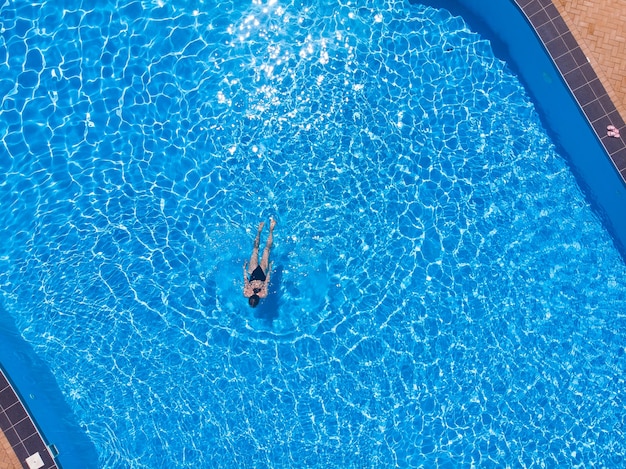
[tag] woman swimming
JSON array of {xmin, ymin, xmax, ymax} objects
[{"xmin": 243, "ymin": 219, "xmax": 276, "ymax": 307}]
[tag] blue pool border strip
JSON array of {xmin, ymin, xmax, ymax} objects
[
  {"xmin": 0, "ymin": 367, "xmax": 59, "ymax": 469},
  {"xmin": 513, "ymin": 0, "xmax": 626, "ymax": 181}
]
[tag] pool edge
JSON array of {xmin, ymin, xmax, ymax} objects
[
  {"xmin": 514, "ymin": 0, "xmax": 626, "ymax": 181},
  {"xmin": 0, "ymin": 367, "xmax": 60, "ymax": 469}
]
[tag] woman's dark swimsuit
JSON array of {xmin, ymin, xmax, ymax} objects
[{"xmin": 249, "ymin": 265, "xmax": 267, "ymax": 282}]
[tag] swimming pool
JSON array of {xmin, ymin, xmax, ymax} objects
[{"xmin": 1, "ymin": 0, "xmax": 626, "ymax": 467}]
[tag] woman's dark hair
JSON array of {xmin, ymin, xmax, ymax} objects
[{"xmin": 248, "ymin": 294, "xmax": 260, "ymax": 308}]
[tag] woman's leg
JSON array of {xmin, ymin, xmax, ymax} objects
[
  {"xmin": 259, "ymin": 219, "xmax": 276, "ymax": 272},
  {"xmin": 248, "ymin": 221, "xmax": 264, "ymax": 273}
]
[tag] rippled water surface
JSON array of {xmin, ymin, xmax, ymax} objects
[{"xmin": 1, "ymin": 0, "xmax": 626, "ymax": 467}]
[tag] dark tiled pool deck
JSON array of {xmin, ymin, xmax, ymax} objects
[
  {"xmin": 514, "ymin": 0, "xmax": 626, "ymax": 181},
  {"xmin": 0, "ymin": 369, "xmax": 58, "ymax": 469}
]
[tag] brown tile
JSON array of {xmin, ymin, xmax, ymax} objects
[
  {"xmin": 0, "ymin": 430, "xmax": 21, "ymax": 469},
  {"xmin": 552, "ymin": 0, "xmax": 626, "ymax": 122},
  {"xmin": 0, "ymin": 371, "xmax": 59, "ymax": 469}
]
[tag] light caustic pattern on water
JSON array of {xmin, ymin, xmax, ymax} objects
[{"xmin": 1, "ymin": 0, "xmax": 625, "ymax": 467}]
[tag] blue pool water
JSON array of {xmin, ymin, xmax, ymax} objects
[{"xmin": 1, "ymin": 0, "xmax": 626, "ymax": 467}]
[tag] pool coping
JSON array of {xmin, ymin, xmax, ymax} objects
[
  {"xmin": 513, "ymin": 0, "xmax": 626, "ymax": 182},
  {"xmin": 0, "ymin": 368, "xmax": 59, "ymax": 469}
]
